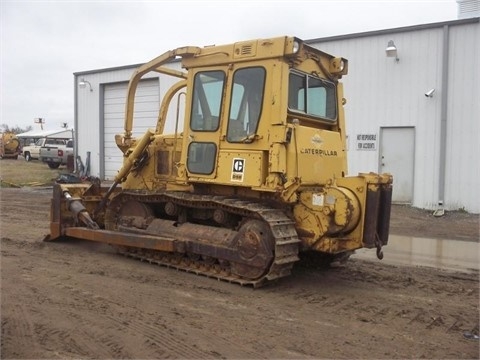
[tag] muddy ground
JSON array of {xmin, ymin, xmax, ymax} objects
[{"xmin": 1, "ymin": 186, "xmax": 479, "ymax": 359}]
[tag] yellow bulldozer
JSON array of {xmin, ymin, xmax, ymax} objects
[
  {"xmin": 0, "ymin": 132, "xmax": 21, "ymax": 159},
  {"xmin": 46, "ymin": 36, "xmax": 393, "ymax": 287}
]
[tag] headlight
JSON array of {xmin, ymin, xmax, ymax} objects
[
  {"xmin": 329, "ymin": 57, "xmax": 348, "ymax": 75},
  {"xmin": 292, "ymin": 40, "xmax": 300, "ymax": 54}
]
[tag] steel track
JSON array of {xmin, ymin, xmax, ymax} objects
[{"xmin": 106, "ymin": 191, "xmax": 301, "ymax": 287}]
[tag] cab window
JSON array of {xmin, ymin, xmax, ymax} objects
[
  {"xmin": 190, "ymin": 71, "xmax": 225, "ymax": 131},
  {"xmin": 288, "ymin": 71, "xmax": 337, "ymax": 121},
  {"xmin": 187, "ymin": 142, "xmax": 216, "ymax": 174},
  {"xmin": 227, "ymin": 67, "xmax": 265, "ymax": 142}
]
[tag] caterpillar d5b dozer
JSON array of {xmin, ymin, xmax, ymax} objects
[{"xmin": 46, "ymin": 36, "xmax": 393, "ymax": 287}]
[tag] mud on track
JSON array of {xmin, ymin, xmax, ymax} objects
[{"xmin": 1, "ymin": 187, "xmax": 479, "ymax": 359}]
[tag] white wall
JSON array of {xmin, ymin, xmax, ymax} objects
[
  {"xmin": 102, "ymin": 79, "xmax": 160, "ymax": 179},
  {"xmin": 75, "ymin": 19, "xmax": 479, "ymax": 212},
  {"xmin": 75, "ymin": 61, "xmax": 182, "ymax": 180},
  {"xmin": 444, "ymin": 22, "xmax": 480, "ymax": 212},
  {"xmin": 310, "ymin": 19, "xmax": 479, "ymax": 212},
  {"xmin": 76, "ymin": 66, "xmax": 139, "ymax": 179}
]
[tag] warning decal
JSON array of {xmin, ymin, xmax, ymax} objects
[{"xmin": 356, "ymin": 133, "xmax": 377, "ymax": 151}]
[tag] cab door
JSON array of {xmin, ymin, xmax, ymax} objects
[
  {"xmin": 183, "ymin": 66, "xmax": 268, "ymax": 187},
  {"xmin": 216, "ymin": 66, "xmax": 268, "ymax": 186},
  {"xmin": 185, "ymin": 70, "xmax": 226, "ymax": 179}
]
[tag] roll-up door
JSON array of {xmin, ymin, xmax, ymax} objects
[{"xmin": 103, "ymin": 78, "xmax": 159, "ymax": 180}]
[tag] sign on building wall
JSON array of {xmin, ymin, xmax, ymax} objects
[{"xmin": 356, "ymin": 134, "xmax": 377, "ymax": 151}]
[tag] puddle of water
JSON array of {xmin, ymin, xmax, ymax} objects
[{"xmin": 354, "ymin": 235, "xmax": 479, "ymax": 273}]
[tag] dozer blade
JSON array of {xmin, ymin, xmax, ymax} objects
[{"xmin": 45, "ymin": 183, "xmax": 111, "ymax": 242}]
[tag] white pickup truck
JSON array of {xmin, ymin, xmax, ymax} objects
[
  {"xmin": 39, "ymin": 139, "xmax": 74, "ymax": 169},
  {"xmin": 22, "ymin": 138, "xmax": 68, "ymax": 161}
]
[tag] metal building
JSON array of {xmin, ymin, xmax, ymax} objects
[
  {"xmin": 306, "ymin": 17, "xmax": 479, "ymax": 213},
  {"xmin": 75, "ymin": 61, "xmax": 182, "ymax": 180},
  {"xmin": 74, "ymin": 17, "xmax": 479, "ymax": 213}
]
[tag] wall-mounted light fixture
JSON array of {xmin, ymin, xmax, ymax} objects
[
  {"xmin": 425, "ymin": 88, "xmax": 436, "ymax": 98},
  {"xmin": 78, "ymin": 78, "xmax": 93, "ymax": 92},
  {"xmin": 385, "ymin": 40, "xmax": 399, "ymax": 63}
]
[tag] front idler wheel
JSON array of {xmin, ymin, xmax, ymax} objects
[{"xmin": 231, "ymin": 219, "xmax": 274, "ymax": 280}]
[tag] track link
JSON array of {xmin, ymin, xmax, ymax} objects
[{"xmin": 107, "ymin": 191, "xmax": 300, "ymax": 287}]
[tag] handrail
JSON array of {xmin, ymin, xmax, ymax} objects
[{"xmin": 123, "ymin": 46, "xmax": 201, "ymax": 140}]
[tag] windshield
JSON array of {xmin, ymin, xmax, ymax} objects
[{"xmin": 288, "ymin": 71, "xmax": 337, "ymax": 121}]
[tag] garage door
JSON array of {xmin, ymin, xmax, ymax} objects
[{"xmin": 103, "ymin": 79, "xmax": 159, "ymax": 180}]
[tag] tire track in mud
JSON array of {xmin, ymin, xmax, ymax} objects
[
  {"xmin": 105, "ymin": 314, "xmax": 209, "ymax": 359},
  {"xmin": 33, "ymin": 322, "xmax": 110, "ymax": 359},
  {"xmin": 44, "ymin": 246, "xmax": 267, "ymax": 359},
  {"xmin": 44, "ymin": 271, "xmax": 216, "ymax": 359},
  {"xmin": 2, "ymin": 247, "xmax": 137, "ymax": 359},
  {"xmin": 279, "ymin": 264, "xmax": 479, "ymax": 335},
  {"xmin": 1, "ymin": 304, "xmax": 39, "ymax": 358},
  {"xmin": 1, "ymin": 244, "xmax": 44, "ymax": 358},
  {"xmin": 2, "ymin": 238, "xmax": 216, "ymax": 359},
  {"xmin": 59, "ymin": 311, "xmax": 132, "ymax": 359},
  {"xmin": 3, "ymin": 261, "xmax": 111, "ymax": 359},
  {"xmin": 42, "ymin": 274, "xmax": 141, "ymax": 358},
  {"xmin": 163, "ymin": 307, "xmax": 265, "ymax": 359},
  {"xmin": 2, "ymin": 194, "xmax": 478, "ymax": 360},
  {"xmin": 164, "ymin": 289, "xmax": 279, "ymax": 359}
]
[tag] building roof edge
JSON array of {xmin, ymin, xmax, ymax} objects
[{"xmin": 305, "ymin": 17, "xmax": 479, "ymax": 44}]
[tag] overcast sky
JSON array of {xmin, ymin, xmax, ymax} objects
[{"xmin": 1, "ymin": 0, "xmax": 458, "ymax": 131}]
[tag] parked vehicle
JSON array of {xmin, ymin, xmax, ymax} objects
[
  {"xmin": 23, "ymin": 138, "xmax": 68, "ymax": 161},
  {"xmin": 39, "ymin": 139, "xmax": 74, "ymax": 169}
]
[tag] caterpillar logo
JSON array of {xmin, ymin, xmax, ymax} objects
[
  {"xmin": 300, "ymin": 148, "xmax": 338, "ymax": 156},
  {"xmin": 231, "ymin": 158, "xmax": 245, "ymax": 182}
]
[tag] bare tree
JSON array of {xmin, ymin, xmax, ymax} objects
[{"xmin": 1, "ymin": 124, "xmax": 33, "ymax": 134}]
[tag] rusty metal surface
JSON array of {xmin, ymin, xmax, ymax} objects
[
  {"xmin": 362, "ymin": 183, "xmax": 393, "ymax": 249},
  {"xmin": 46, "ymin": 184, "xmax": 63, "ymax": 241},
  {"xmin": 47, "ymin": 185, "xmax": 301, "ymax": 286},
  {"xmin": 377, "ymin": 185, "xmax": 392, "ymax": 245},
  {"xmin": 64, "ymin": 227, "xmax": 184, "ymax": 252},
  {"xmin": 363, "ymin": 189, "xmax": 380, "ymax": 248},
  {"xmin": 103, "ymin": 191, "xmax": 301, "ymax": 287},
  {"xmin": 156, "ymin": 150, "xmax": 170, "ymax": 175}
]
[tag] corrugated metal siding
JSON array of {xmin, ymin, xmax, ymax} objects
[
  {"xmin": 445, "ymin": 22, "xmax": 480, "ymax": 211},
  {"xmin": 76, "ymin": 67, "xmax": 140, "ymax": 179},
  {"xmin": 75, "ymin": 62, "xmax": 182, "ymax": 180},
  {"xmin": 310, "ymin": 21, "xmax": 479, "ymax": 212},
  {"xmin": 311, "ymin": 29, "xmax": 444, "ymax": 207},
  {"xmin": 103, "ymin": 79, "xmax": 159, "ymax": 180},
  {"xmin": 76, "ymin": 20, "xmax": 479, "ymax": 212}
]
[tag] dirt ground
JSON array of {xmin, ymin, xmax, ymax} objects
[{"xmin": 1, "ymin": 186, "xmax": 479, "ymax": 359}]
